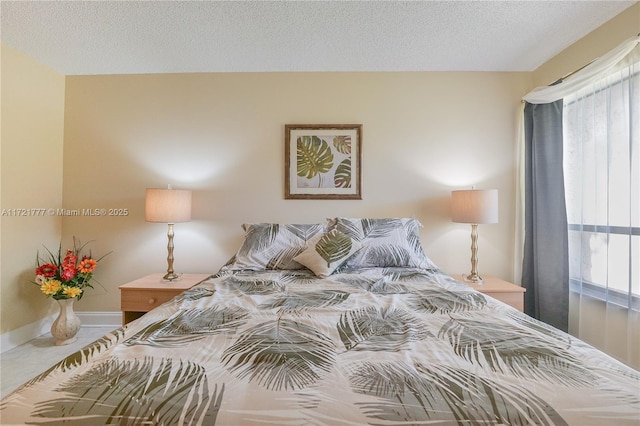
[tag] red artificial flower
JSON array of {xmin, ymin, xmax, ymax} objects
[
  {"xmin": 36, "ymin": 263, "xmax": 58, "ymax": 278},
  {"xmin": 61, "ymin": 267, "xmax": 76, "ymax": 281},
  {"xmin": 63, "ymin": 249, "xmax": 78, "ymax": 268}
]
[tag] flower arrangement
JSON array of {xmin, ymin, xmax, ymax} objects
[{"xmin": 34, "ymin": 238, "xmax": 108, "ymax": 300}]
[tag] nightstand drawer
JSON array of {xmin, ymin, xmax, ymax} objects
[
  {"xmin": 119, "ymin": 273, "xmax": 211, "ymax": 325},
  {"xmin": 120, "ymin": 289, "xmax": 184, "ymax": 312}
]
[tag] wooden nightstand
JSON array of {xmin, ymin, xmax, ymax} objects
[
  {"xmin": 119, "ymin": 273, "xmax": 211, "ymax": 324},
  {"xmin": 458, "ymin": 275, "xmax": 526, "ymax": 312}
]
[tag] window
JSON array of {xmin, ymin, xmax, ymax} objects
[{"xmin": 563, "ymin": 56, "xmax": 639, "ymax": 309}]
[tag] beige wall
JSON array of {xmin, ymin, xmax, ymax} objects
[
  {"xmin": 0, "ymin": 44, "xmax": 65, "ymax": 333},
  {"xmin": 62, "ymin": 71, "xmax": 530, "ymax": 312}
]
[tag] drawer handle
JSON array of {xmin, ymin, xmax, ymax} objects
[{"xmin": 148, "ymin": 298, "xmax": 156, "ymax": 305}]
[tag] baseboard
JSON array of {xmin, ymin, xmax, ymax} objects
[
  {"xmin": 75, "ymin": 311, "xmax": 121, "ymax": 328},
  {"xmin": 0, "ymin": 311, "xmax": 121, "ymax": 354},
  {"xmin": 1, "ymin": 314, "xmax": 55, "ymax": 353}
]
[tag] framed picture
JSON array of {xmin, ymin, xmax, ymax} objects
[{"xmin": 285, "ymin": 124, "xmax": 362, "ymax": 200}]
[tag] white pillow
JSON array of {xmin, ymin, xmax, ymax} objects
[{"xmin": 293, "ymin": 229, "xmax": 362, "ymax": 277}]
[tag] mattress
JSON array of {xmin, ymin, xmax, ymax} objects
[{"xmin": 1, "ymin": 266, "xmax": 639, "ymax": 425}]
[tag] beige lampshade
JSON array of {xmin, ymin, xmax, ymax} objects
[
  {"xmin": 145, "ymin": 188, "xmax": 192, "ymax": 223},
  {"xmin": 451, "ymin": 189, "xmax": 498, "ymax": 224}
]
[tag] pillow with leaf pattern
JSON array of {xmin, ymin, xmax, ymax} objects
[
  {"xmin": 330, "ymin": 217, "xmax": 436, "ymax": 270},
  {"xmin": 293, "ymin": 229, "xmax": 363, "ymax": 277},
  {"xmin": 228, "ymin": 223, "xmax": 327, "ymax": 271}
]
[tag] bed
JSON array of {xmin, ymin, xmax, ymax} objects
[{"xmin": 1, "ymin": 218, "xmax": 639, "ymax": 425}]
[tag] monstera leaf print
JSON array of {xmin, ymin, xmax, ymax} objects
[
  {"xmin": 410, "ymin": 288, "xmax": 487, "ymax": 313},
  {"xmin": 30, "ymin": 358, "xmax": 223, "ymax": 425},
  {"xmin": 349, "ymin": 361, "xmax": 568, "ymax": 425},
  {"xmin": 316, "ymin": 229, "xmax": 353, "ymax": 266},
  {"xmin": 333, "ymin": 135, "xmax": 351, "ymax": 154},
  {"xmin": 338, "ymin": 307, "xmax": 433, "ymax": 351},
  {"xmin": 334, "ymin": 158, "xmax": 352, "ymax": 188},
  {"xmin": 296, "ymin": 136, "xmax": 334, "ymax": 179},
  {"xmin": 124, "ymin": 307, "xmax": 249, "ymax": 347},
  {"xmin": 222, "ymin": 319, "xmax": 336, "ymax": 391},
  {"xmin": 439, "ymin": 316, "xmax": 596, "ymax": 386}
]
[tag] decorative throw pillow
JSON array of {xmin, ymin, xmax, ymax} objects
[
  {"xmin": 330, "ymin": 217, "xmax": 436, "ymax": 270},
  {"xmin": 293, "ymin": 229, "xmax": 362, "ymax": 277},
  {"xmin": 228, "ymin": 223, "xmax": 327, "ymax": 270}
]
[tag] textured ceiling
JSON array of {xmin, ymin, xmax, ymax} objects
[{"xmin": 1, "ymin": 1, "xmax": 636, "ymax": 75}]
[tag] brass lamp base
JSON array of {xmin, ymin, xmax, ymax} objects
[
  {"xmin": 162, "ymin": 272, "xmax": 182, "ymax": 282},
  {"xmin": 465, "ymin": 223, "xmax": 484, "ymax": 284},
  {"xmin": 464, "ymin": 273, "xmax": 484, "ymax": 284},
  {"xmin": 163, "ymin": 223, "xmax": 182, "ymax": 283}
]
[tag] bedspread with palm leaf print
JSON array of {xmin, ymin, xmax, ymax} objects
[{"xmin": 1, "ymin": 267, "xmax": 639, "ymax": 425}]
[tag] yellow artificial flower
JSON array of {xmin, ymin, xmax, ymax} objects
[
  {"xmin": 62, "ymin": 287, "xmax": 82, "ymax": 298},
  {"xmin": 40, "ymin": 280, "xmax": 61, "ymax": 295}
]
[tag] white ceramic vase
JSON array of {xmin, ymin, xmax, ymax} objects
[{"xmin": 51, "ymin": 298, "xmax": 81, "ymax": 346}]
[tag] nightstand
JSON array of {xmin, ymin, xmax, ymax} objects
[
  {"xmin": 458, "ymin": 275, "xmax": 526, "ymax": 312},
  {"xmin": 119, "ymin": 273, "xmax": 211, "ymax": 325}
]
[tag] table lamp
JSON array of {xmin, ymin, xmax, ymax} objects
[
  {"xmin": 451, "ymin": 188, "xmax": 498, "ymax": 284},
  {"xmin": 145, "ymin": 186, "xmax": 192, "ymax": 281}
]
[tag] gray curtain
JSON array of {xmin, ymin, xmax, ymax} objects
[{"xmin": 522, "ymin": 100, "xmax": 569, "ymax": 332}]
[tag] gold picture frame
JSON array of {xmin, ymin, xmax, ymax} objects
[{"xmin": 285, "ymin": 124, "xmax": 362, "ymax": 200}]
